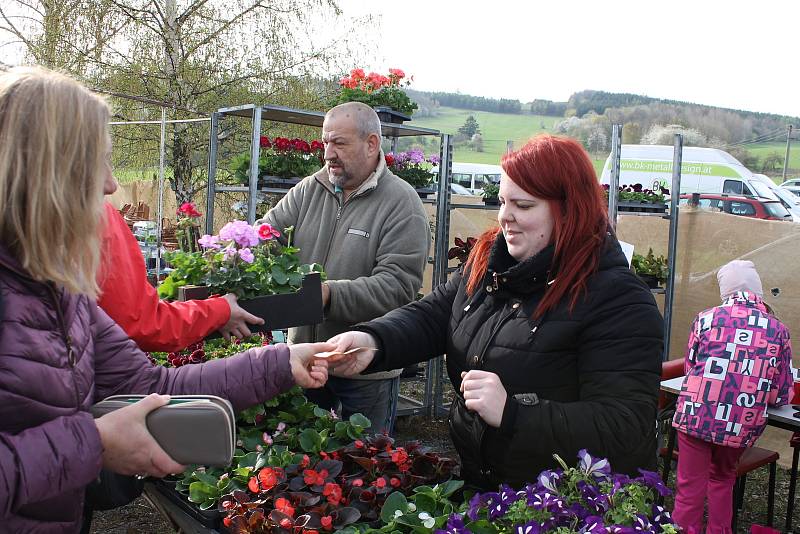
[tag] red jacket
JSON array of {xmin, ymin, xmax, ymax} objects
[{"xmin": 97, "ymin": 203, "xmax": 229, "ymax": 352}]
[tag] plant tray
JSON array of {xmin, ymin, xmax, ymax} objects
[
  {"xmin": 483, "ymin": 197, "xmax": 499, "ymax": 206},
  {"xmin": 617, "ymin": 201, "xmax": 667, "ymax": 213},
  {"xmin": 178, "ymin": 272, "xmax": 323, "ymax": 334},
  {"xmin": 258, "ymin": 176, "xmax": 302, "ymax": 189},
  {"xmin": 373, "ymin": 105, "xmax": 411, "ymax": 124},
  {"xmin": 149, "ymin": 479, "xmax": 223, "ymax": 530}
]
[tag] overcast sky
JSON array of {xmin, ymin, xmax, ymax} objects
[{"xmin": 337, "ymin": 0, "xmax": 800, "ymax": 118}]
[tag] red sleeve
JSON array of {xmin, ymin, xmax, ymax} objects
[{"xmin": 96, "ymin": 203, "xmax": 230, "ymax": 352}]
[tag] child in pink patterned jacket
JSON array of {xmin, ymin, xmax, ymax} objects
[{"xmin": 672, "ymin": 260, "xmax": 793, "ymax": 534}]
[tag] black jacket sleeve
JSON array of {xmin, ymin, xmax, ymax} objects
[
  {"xmin": 357, "ymin": 269, "xmax": 463, "ymax": 373},
  {"xmin": 505, "ymin": 271, "xmax": 663, "ymax": 471}
]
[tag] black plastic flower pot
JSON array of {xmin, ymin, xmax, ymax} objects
[
  {"xmin": 178, "ymin": 272, "xmax": 324, "ymax": 335},
  {"xmin": 483, "ymin": 197, "xmax": 499, "ymax": 206},
  {"xmin": 637, "ymin": 274, "xmax": 662, "ymax": 289},
  {"xmin": 617, "ymin": 201, "xmax": 667, "ymax": 214},
  {"xmin": 373, "ymin": 106, "xmax": 411, "ymax": 124},
  {"xmin": 258, "ymin": 176, "xmax": 302, "ymax": 189}
]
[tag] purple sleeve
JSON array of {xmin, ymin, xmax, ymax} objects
[
  {"xmin": 0, "ymin": 412, "xmax": 102, "ymax": 515},
  {"xmin": 90, "ymin": 302, "xmax": 295, "ymax": 411}
]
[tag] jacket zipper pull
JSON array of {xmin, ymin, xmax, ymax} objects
[
  {"xmin": 492, "ymin": 272, "xmax": 499, "ymax": 291},
  {"xmin": 336, "ymin": 205, "xmax": 342, "ymax": 221},
  {"xmin": 66, "ymin": 335, "xmax": 76, "ymax": 366}
]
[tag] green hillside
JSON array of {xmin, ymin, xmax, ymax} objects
[
  {"xmin": 742, "ymin": 142, "xmax": 800, "ymax": 174},
  {"xmin": 408, "ymin": 107, "xmax": 607, "ymax": 174},
  {"xmin": 409, "ymin": 107, "xmax": 560, "ymax": 165}
]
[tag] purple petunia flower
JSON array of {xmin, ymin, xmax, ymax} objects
[
  {"xmin": 435, "ymin": 513, "xmax": 470, "ymax": 534},
  {"xmin": 407, "ymin": 148, "xmax": 425, "ymax": 164},
  {"xmin": 577, "ymin": 449, "xmax": 611, "ymax": 478},
  {"xmin": 428, "ymin": 155, "xmax": 441, "ymax": 165},
  {"xmin": 513, "ymin": 520, "xmax": 541, "ymax": 534},
  {"xmin": 537, "ymin": 469, "xmax": 562, "ymax": 493},
  {"xmin": 580, "ymin": 515, "xmax": 607, "ymax": 534},
  {"xmin": 635, "ymin": 469, "xmax": 672, "ymax": 497}
]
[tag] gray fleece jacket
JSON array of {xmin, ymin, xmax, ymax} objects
[{"xmin": 258, "ymin": 153, "xmax": 431, "ymax": 379}]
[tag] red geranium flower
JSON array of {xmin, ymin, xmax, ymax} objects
[
  {"xmin": 391, "ymin": 447, "xmax": 409, "ymax": 466},
  {"xmin": 260, "ymin": 136, "xmax": 272, "ymax": 148},
  {"xmin": 323, "ymin": 482, "xmax": 342, "ymax": 505},
  {"xmin": 299, "ymin": 454, "xmax": 310, "ymax": 468},
  {"xmin": 275, "ymin": 497, "xmax": 295, "ymax": 517},
  {"xmin": 311, "ymin": 140, "xmax": 324, "ymax": 152},
  {"xmin": 257, "ymin": 223, "xmax": 281, "ymax": 241},
  {"xmin": 321, "ymin": 516, "xmax": 333, "ymax": 531},
  {"xmin": 390, "ymin": 477, "xmax": 401, "ymax": 487},
  {"xmin": 273, "ymin": 137, "xmax": 291, "ymax": 151},
  {"xmin": 351, "ymin": 478, "xmax": 363, "ymax": 487},
  {"xmin": 177, "ymin": 202, "xmax": 202, "ymax": 218},
  {"xmin": 303, "ymin": 468, "xmax": 328, "ymax": 486},
  {"xmin": 372, "ymin": 477, "xmax": 387, "ymax": 489},
  {"xmin": 384, "ymin": 154, "xmax": 395, "ymax": 167},
  {"xmin": 248, "ymin": 466, "xmax": 283, "ymax": 492},
  {"xmin": 354, "ymin": 440, "xmax": 364, "ymax": 449}
]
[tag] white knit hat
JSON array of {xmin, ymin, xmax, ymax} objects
[{"xmin": 717, "ymin": 260, "xmax": 763, "ymax": 300}]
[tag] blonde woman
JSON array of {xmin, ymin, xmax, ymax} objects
[{"xmin": 0, "ymin": 66, "xmax": 333, "ymax": 532}]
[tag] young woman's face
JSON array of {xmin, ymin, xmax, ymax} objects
[{"xmin": 497, "ymin": 173, "xmax": 554, "ymax": 261}]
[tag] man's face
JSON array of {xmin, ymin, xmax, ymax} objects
[{"xmin": 322, "ymin": 114, "xmax": 377, "ymax": 190}]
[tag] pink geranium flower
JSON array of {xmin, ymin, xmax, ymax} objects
[{"xmin": 257, "ymin": 223, "xmax": 281, "ymax": 241}]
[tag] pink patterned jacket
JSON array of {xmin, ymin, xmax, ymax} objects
[{"xmin": 672, "ymin": 291, "xmax": 793, "ymax": 448}]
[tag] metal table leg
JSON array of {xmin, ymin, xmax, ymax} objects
[{"xmin": 786, "ymin": 442, "xmax": 799, "ymax": 533}]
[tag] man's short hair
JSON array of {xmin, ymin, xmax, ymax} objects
[{"xmin": 326, "ymin": 102, "xmax": 381, "ymax": 139}]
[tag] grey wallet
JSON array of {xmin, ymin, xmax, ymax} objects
[{"xmin": 91, "ymin": 395, "xmax": 236, "ymax": 467}]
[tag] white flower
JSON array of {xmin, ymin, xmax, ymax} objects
[
  {"xmin": 393, "ymin": 510, "xmax": 403, "ymax": 519},
  {"xmin": 418, "ymin": 512, "xmax": 435, "ymax": 529},
  {"xmin": 406, "ymin": 503, "xmax": 416, "ymax": 512}
]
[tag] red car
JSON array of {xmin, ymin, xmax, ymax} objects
[{"xmin": 678, "ymin": 194, "xmax": 793, "ymax": 221}]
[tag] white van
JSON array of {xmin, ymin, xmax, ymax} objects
[
  {"xmin": 449, "ymin": 162, "xmax": 503, "ymax": 195},
  {"xmin": 600, "ymin": 145, "xmax": 779, "ymax": 201}
]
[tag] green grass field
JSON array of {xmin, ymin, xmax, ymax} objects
[
  {"xmin": 741, "ymin": 141, "xmax": 800, "ymax": 178},
  {"xmin": 409, "ymin": 107, "xmax": 607, "ymax": 175},
  {"xmin": 409, "ymin": 106, "xmax": 561, "ymax": 164}
]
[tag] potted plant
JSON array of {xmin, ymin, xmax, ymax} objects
[
  {"xmin": 231, "ymin": 136, "xmax": 324, "ymax": 189},
  {"xmin": 385, "ymin": 150, "xmax": 439, "ymax": 197},
  {"xmin": 604, "ymin": 183, "xmax": 669, "ymax": 213},
  {"xmin": 333, "ymin": 68, "xmax": 418, "ymax": 123},
  {"xmin": 631, "ymin": 248, "xmax": 669, "ymax": 289},
  {"xmin": 157, "ymin": 222, "xmax": 325, "ymax": 333},
  {"xmin": 175, "ymin": 201, "xmax": 202, "ymax": 252},
  {"xmin": 481, "ymin": 183, "xmax": 500, "ymax": 206}
]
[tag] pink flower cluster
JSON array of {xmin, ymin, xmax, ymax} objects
[{"xmin": 198, "ymin": 221, "xmax": 281, "ymax": 264}]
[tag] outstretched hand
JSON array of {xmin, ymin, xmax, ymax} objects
[
  {"xmin": 318, "ymin": 331, "xmax": 379, "ymax": 376},
  {"xmin": 460, "ymin": 370, "xmax": 508, "ymax": 428},
  {"xmin": 219, "ymin": 293, "xmax": 265, "ymax": 341},
  {"xmin": 289, "ymin": 342, "xmax": 336, "ymax": 388}
]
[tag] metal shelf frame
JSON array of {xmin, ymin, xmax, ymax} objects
[{"xmin": 607, "ymin": 124, "xmax": 683, "ymax": 361}]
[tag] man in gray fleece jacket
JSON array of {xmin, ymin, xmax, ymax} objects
[{"xmin": 257, "ymin": 102, "xmax": 430, "ymax": 432}]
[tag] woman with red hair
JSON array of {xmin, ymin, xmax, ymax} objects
[{"xmin": 325, "ymin": 135, "xmax": 663, "ymax": 489}]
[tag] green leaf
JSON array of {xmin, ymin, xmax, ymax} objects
[
  {"xmin": 437, "ymin": 479, "xmax": 465, "ymax": 498},
  {"xmin": 298, "ymin": 428, "xmax": 323, "ymax": 452},
  {"xmin": 187, "ymin": 481, "xmax": 217, "ymax": 504},
  {"xmin": 380, "ymin": 492, "xmax": 409, "ymax": 523},
  {"xmin": 349, "ymin": 413, "xmax": 371, "ymax": 428}
]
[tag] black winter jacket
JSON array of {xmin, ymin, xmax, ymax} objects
[{"xmin": 359, "ymin": 233, "xmax": 663, "ymax": 489}]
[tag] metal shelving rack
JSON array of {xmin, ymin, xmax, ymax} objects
[
  {"xmin": 204, "ymin": 104, "xmax": 440, "ymax": 228},
  {"xmin": 606, "ymin": 125, "xmax": 683, "ymax": 361}
]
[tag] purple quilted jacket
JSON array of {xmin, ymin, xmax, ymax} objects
[{"xmin": 0, "ymin": 246, "xmax": 295, "ymax": 532}]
